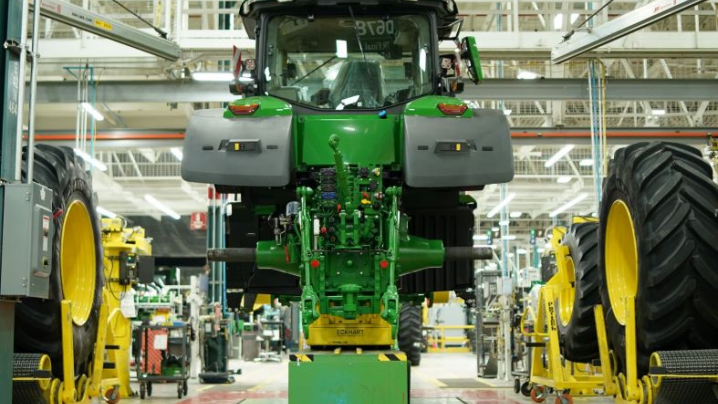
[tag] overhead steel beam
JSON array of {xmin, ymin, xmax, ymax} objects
[
  {"xmin": 33, "ymin": 128, "xmax": 713, "ymax": 148},
  {"xmin": 33, "ymin": 79, "xmax": 718, "ymax": 103},
  {"xmin": 32, "ymin": 0, "xmax": 180, "ymax": 61},
  {"xmin": 552, "ymin": 0, "xmax": 708, "ymax": 63}
]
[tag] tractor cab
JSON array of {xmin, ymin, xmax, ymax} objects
[{"xmin": 234, "ymin": 0, "xmax": 481, "ymax": 105}]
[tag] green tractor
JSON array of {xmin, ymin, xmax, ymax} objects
[{"xmin": 182, "ymin": 0, "xmax": 513, "ymax": 402}]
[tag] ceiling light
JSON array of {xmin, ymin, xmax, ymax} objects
[
  {"xmin": 553, "ymin": 14, "xmax": 563, "ymax": 30},
  {"xmin": 487, "ymin": 192, "xmax": 517, "ymax": 218},
  {"xmin": 510, "ymin": 211, "xmax": 522, "ymax": 218},
  {"xmin": 579, "ymin": 159, "xmax": 593, "ymax": 167},
  {"xmin": 517, "ymin": 71, "xmax": 539, "ymax": 80},
  {"xmin": 73, "ymin": 148, "xmax": 108, "ymax": 171},
  {"xmin": 171, "ymin": 147, "xmax": 183, "ymax": 161},
  {"xmin": 499, "ymin": 220, "xmax": 510, "ymax": 226},
  {"xmin": 144, "ymin": 194, "xmax": 181, "ymax": 220},
  {"xmin": 96, "ymin": 206, "xmax": 117, "ymax": 218},
  {"xmin": 503, "ymin": 109, "xmax": 512, "ymax": 116},
  {"xmin": 491, "ymin": 227, "xmax": 500, "ymax": 232},
  {"xmin": 191, "ymin": 71, "xmax": 234, "ymax": 82},
  {"xmin": 81, "ymin": 102, "xmax": 104, "ymax": 121},
  {"xmin": 544, "ymin": 145, "xmax": 575, "ymax": 167},
  {"xmin": 557, "ymin": 176, "xmax": 572, "ymax": 183},
  {"xmin": 502, "ymin": 235, "xmax": 517, "ymax": 240},
  {"xmin": 473, "ymin": 234, "xmax": 489, "ymax": 241},
  {"xmin": 549, "ymin": 192, "xmax": 589, "ymax": 217},
  {"xmin": 651, "ymin": 109, "xmax": 666, "ymax": 116}
]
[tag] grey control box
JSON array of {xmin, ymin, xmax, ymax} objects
[{"xmin": 0, "ymin": 183, "xmax": 54, "ymax": 298}]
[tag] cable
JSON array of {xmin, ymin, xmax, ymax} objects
[
  {"xmin": 561, "ymin": 0, "xmax": 615, "ymax": 42},
  {"xmin": 111, "ymin": 0, "xmax": 169, "ymax": 39}
]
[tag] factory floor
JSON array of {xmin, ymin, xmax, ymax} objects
[{"xmin": 126, "ymin": 353, "xmax": 614, "ymax": 404}]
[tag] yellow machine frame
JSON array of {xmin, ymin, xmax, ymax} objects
[
  {"xmin": 521, "ymin": 285, "xmax": 604, "ymax": 402},
  {"xmin": 101, "ymin": 218, "xmax": 152, "ymax": 398},
  {"xmin": 13, "ymin": 294, "xmax": 121, "ymax": 404},
  {"xmin": 522, "ymin": 220, "xmax": 718, "ymax": 404}
]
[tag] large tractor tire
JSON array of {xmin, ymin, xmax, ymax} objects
[
  {"xmin": 556, "ymin": 222, "xmax": 600, "ymax": 363},
  {"xmin": 398, "ymin": 304, "xmax": 422, "ymax": 366},
  {"xmin": 14, "ymin": 145, "xmax": 104, "ymax": 378},
  {"xmin": 598, "ymin": 141, "xmax": 718, "ymax": 376}
]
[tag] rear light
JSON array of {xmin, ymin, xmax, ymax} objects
[
  {"xmin": 437, "ymin": 103, "xmax": 468, "ymax": 116},
  {"xmin": 228, "ymin": 103, "xmax": 260, "ymax": 115}
]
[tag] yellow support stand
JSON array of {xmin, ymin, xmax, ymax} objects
[
  {"xmin": 521, "ymin": 285, "xmax": 604, "ymax": 403},
  {"xmin": 101, "ymin": 218, "xmax": 152, "ymax": 398}
]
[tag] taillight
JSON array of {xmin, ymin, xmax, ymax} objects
[
  {"xmin": 228, "ymin": 103, "xmax": 260, "ymax": 115},
  {"xmin": 437, "ymin": 103, "xmax": 468, "ymax": 116}
]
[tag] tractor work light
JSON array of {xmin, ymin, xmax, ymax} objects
[
  {"xmin": 228, "ymin": 103, "xmax": 260, "ymax": 115},
  {"xmin": 437, "ymin": 103, "xmax": 468, "ymax": 115}
]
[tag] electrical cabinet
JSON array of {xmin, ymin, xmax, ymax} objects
[{"xmin": 0, "ymin": 183, "xmax": 54, "ymax": 298}]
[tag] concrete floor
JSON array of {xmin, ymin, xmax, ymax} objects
[{"xmin": 125, "ymin": 353, "xmax": 615, "ymax": 404}]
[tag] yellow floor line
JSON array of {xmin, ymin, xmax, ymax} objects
[
  {"xmin": 247, "ymin": 372, "xmax": 284, "ymax": 392},
  {"xmin": 197, "ymin": 385, "xmax": 215, "ymax": 392},
  {"xmin": 414, "ymin": 369, "xmax": 448, "ymax": 388}
]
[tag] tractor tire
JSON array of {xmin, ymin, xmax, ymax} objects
[
  {"xmin": 556, "ymin": 222, "xmax": 600, "ymax": 363},
  {"xmin": 398, "ymin": 304, "xmax": 422, "ymax": 366},
  {"xmin": 14, "ymin": 145, "xmax": 104, "ymax": 379},
  {"xmin": 598, "ymin": 141, "xmax": 718, "ymax": 376}
]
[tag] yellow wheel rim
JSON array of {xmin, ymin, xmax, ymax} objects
[
  {"xmin": 604, "ymin": 199, "xmax": 638, "ymax": 326},
  {"xmin": 558, "ymin": 256, "xmax": 576, "ymax": 327},
  {"xmin": 60, "ymin": 200, "xmax": 96, "ymax": 326}
]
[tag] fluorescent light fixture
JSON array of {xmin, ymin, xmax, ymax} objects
[
  {"xmin": 487, "ymin": 192, "xmax": 516, "ymax": 218},
  {"xmin": 557, "ymin": 175, "xmax": 572, "ymax": 183},
  {"xmin": 81, "ymin": 102, "xmax": 104, "ymax": 121},
  {"xmin": 652, "ymin": 109, "xmax": 666, "ymax": 116},
  {"xmin": 550, "ymin": 192, "xmax": 589, "ymax": 217},
  {"xmin": 472, "ymin": 234, "xmax": 489, "ymax": 241},
  {"xmin": 502, "ymin": 235, "xmax": 517, "ymax": 240},
  {"xmin": 517, "ymin": 248, "xmax": 528, "ymax": 254},
  {"xmin": 579, "ymin": 159, "xmax": 593, "ymax": 167},
  {"xmin": 510, "ymin": 211, "xmax": 522, "ymax": 218},
  {"xmin": 73, "ymin": 148, "xmax": 107, "ymax": 171},
  {"xmin": 191, "ymin": 71, "xmax": 234, "ymax": 82},
  {"xmin": 499, "ymin": 220, "xmax": 510, "ymax": 226},
  {"xmin": 171, "ymin": 147, "xmax": 183, "ymax": 161},
  {"xmin": 336, "ymin": 40, "xmax": 348, "ymax": 58},
  {"xmin": 517, "ymin": 70, "xmax": 539, "ymax": 80},
  {"xmin": 544, "ymin": 144, "xmax": 575, "ymax": 167},
  {"xmin": 96, "ymin": 206, "xmax": 117, "ymax": 218},
  {"xmin": 475, "ymin": 244, "xmax": 497, "ymax": 250},
  {"xmin": 491, "ymin": 227, "xmax": 500, "ymax": 232},
  {"xmin": 553, "ymin": 14, "xmax": 563, "ymax": 30},
  {"xmin": 503, "ymin": 109, "xmax": 512, "ymax": 116},
  {"xmin": 144, "ymin": 194, "xmax": 181, "ymax": 220},
  {"xmin": 570, "ymin": 13, "xmax": 580, "ymax": 24}
]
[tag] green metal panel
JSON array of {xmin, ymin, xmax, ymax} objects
[
  {"xmin": 404, "ymin": 95, "xmax": 473, "ymax": 118},
  {"xmin": 1, "ymin": 0, "xmax": 23, "ymax": 180},
  {"xmin": 296, "ymin": 114, "xmax": 400, "ymax": 167},
  {"xmin": 288, "ymin": 351, "xmax": 409, "ymax": 404},
  {"xmin": 0, "ymin": 302, "xmax": 14, "ymax": 403}
]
